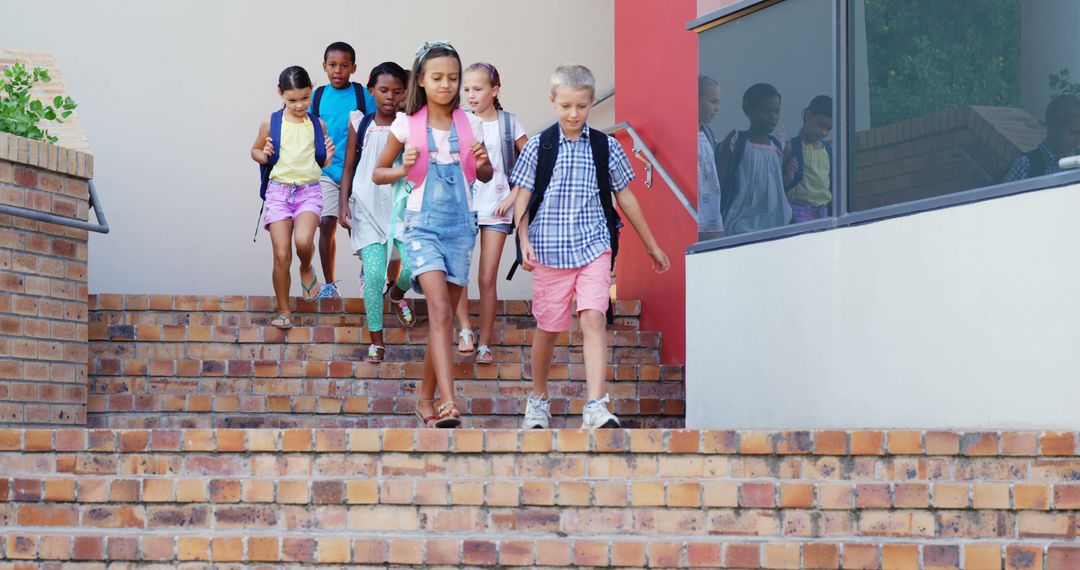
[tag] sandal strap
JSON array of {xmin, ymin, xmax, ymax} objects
[{"xmin": 436, "ymin": 400, "xmax": 458, "ymax": 414}]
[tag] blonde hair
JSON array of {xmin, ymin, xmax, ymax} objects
[{"xmin": 550, "ymin": 64, "xmax": 595, "ymax": 99}]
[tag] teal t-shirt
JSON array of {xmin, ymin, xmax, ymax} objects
[{"xmin": 310, "ymin": 83, "xmax": 377, "ymax": 183}]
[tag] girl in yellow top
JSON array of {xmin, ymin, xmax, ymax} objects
[
  {"xmin": 783, "ymin": 95, "xmax": 834, "ymax": 223},
  {"xmin": 251, "ymin": 66, "xmax": 336, "ymax": 329}
]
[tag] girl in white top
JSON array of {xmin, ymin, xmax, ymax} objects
[
  {"xmin": 453, "ymin": 62, "xmax": 528, "ymax": 363},
  {"xmin": 339, "ymin": 62, "xmax": 413, "ymax": 363}
]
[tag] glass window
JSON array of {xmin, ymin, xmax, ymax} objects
[
  {"xmin": 697, "ymin": 0, "xmax": 836, "ymax": 240},
  {"xmin": 849, "ymin": 0, "xmax": 1080, "ymax": 211}
]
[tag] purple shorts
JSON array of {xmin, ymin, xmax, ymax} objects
[
  {"xmin": 263, "ymin": 180, "xmax": 323, "ymax": 229},
  {"xmin": 790, "ymin": 201, "xmax": 829, "ymax": 223}
]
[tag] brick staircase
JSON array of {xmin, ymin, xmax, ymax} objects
[
  {"xmin": 86, "ymin": 294, "xmax": 685, "ymax": 430},
  {"xmin": 2, "ymin": 428, "xmax": 1080, "ymax": 568}
]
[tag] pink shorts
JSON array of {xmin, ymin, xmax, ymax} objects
[
  {"xmin": 263, "ymin": 180, "xmax": 322, "ymax": 229},
  {"xmin": 530, "ymin": 250, "xmax": 612, "ymax": 332}
]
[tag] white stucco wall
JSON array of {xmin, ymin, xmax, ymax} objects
[
  {"xmin": 0, "ymin": 0, "xmax": 615, "ymax": 298},
  {"xmin": 687, "ymin": 183, "xmax": 1080, "ymax": 429}
]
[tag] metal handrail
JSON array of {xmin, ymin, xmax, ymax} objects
[
  {"xmin": 0, "ymin": 179, "xmax": 110, "ymax": 234},
  {"xmin": 604, "ymin": 122, "xmax": 698, "ymax": 221}
]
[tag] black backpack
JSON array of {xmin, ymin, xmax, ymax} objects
[
  {"xmin": 312, "ymin": 82, "xmax": 367, "ymax": 118},
  {"xmin": 347, "ymin": 112, "xmax": 377, "ymax": 198},
  {"xmin": 507, "ymin": 124, "xmax": 622, "ymax": 323}
]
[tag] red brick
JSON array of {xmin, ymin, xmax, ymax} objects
[
  {"xmin": 725, "ymin": 543, "xmax": 760, "ymax": 569},
  {"xmin": 1041, "ymin": 431, "xmax": 1076, "ymax": 456},
  {"xmin": 1005, "ymin": 545, "xmax": 1042, "ymax": 570},
  {"xmin": 687, "ymin": 542, "xmax": 721, "ymax": 567}
]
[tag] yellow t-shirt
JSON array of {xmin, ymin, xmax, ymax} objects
[
  {"xmin": 786, "ymin": 141, "xmax": 831, "ymax": 206},
  {"xmin": 269, "ymin": 117, "xmax": 322, "ymax": 184}
]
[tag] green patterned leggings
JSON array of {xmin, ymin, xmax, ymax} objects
[{"xmin": 360, "ymin": 240, "xmax": 411, "ymax": 333}]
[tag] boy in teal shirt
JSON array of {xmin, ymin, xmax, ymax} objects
[{"xmin": 311, "ymin": 41, "xmax": 377, "ymax": 298}]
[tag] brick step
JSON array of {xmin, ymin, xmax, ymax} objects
[
  {"xmin": 89, "ymin": 294, "xmax": 643, "ymax": 329},
  {"xmin": 2, "ymin": 428, "xmax": 1080, "ymax": 568},
  {"xmin": 6, "ymin": 532, "xmax": 1077, "ymax": 568},
  {"xmin": 87, "ymin": 371, "xmax": 686, "ymax": 429},
  {"xmin": 90, "ymin": 323, "xmax": 660, "ymax": 349}
]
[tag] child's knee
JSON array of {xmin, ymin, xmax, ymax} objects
[
  {"xmin": 478, "ymin": 271, "xmax": 497, "ymax": 293},
  {"xmin": 273, "ymin": 248, "xmax": 292, "ymax": 267},
  {"xmin": 294, "ymin": 241, "xmax": 314, "ymax": 258},
  {"xmin": 427, "ymin": 300, "xmax": 452, "ymax": 328},
  {"xmin": 579, "ymin": 309, "xmax": 606, "ymax": 331}
]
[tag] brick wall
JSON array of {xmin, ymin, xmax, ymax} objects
[
  {"xmin": 0, "ymin": 133, "xmax": 94, "ymax": 425},
  {"xmin": 853, "ymin": 106, "xmax": 1042, "ymax": 211},
  {"xmin": 2, "ymin": 428, "xmax": 1080, "ymax": 568}
]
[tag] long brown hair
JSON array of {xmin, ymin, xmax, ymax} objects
[
  {"xmin": 465, "ymin": 62, "xmax": 503, "ymax": 111},
  {"xmin": 403, "ymin": 44, "xmax": 462, "ymax": 116}
]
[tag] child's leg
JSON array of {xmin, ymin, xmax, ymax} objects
[
  {"xmin": 530, "ymin": 329, "xmax": 559, "ymax": 397},
  {"xmin": 476, "ymin": 229, "xmax": 507, "ymax": 347},
  {"xmin": 294, "ymin": 212, "xmax": 320, "ymax": 295},
  {"xmin": 267, "ymin": 220, "xmax": 294, "ymax": 316},
  {"xmin": 318, "ymin": 216, "xmax": 337, "ymax": 283},
  {"xmin": 360, "ymin": 243, "xmax": 388, "ymax": 351},
  {"xmin": 579, "ymin": 309, "xmax": 608, "ymax": 401},
  {"xmin": 454, "ymin": 285, "xmax": 474, "ymax": 352},
  {"xmin": 389, "ymin": 240, "xmax": 412, "ymax": 295},
  {"xmin": 417, "ymin": 273, "xmax": 464, "ymax": 415}
]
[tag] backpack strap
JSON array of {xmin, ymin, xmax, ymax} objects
[
  {"xmin": 506, "ymin": 124, "xmax": 561, "ymax": 280},
  {"xmin": 451, "ymin": 108, "xmax": 478, "ymax": 184},
  {"xmin": 720, "ymin": 130, "xmax": 748, "ymax": 220},
  {"xmin": 312, "ymin": 86, "xmax": 326, "ymax": 117},
  {"xmin": 1026, "ymin": 146, "xmax": 1047, "ymax": 178},
  {"xmin": 259, "ymin": 109, "xmax": 285, "ymax": 200},
  {"xmin": 588, "ymin": 129, "xmax": 621, "ymax": 325},
  {"xmin": 309, "ymin": 112, "xmax": 328, "ymax": 168},
  {"xmin": 498, "ymin": 110, "xmax": 517, "ymax": 178},
  {"xmin": 786, "ymin": 135, "xmax": 805, "ymax": 190},
  {"xmin": 404, "ymin": 106, "xmax": 478, "ymax": 190},
  {"xmin": 349, "ymin": 113, "xmax": 376, "ymax": 197},
  {"xmin": 352, "ymin": 82, "xmax": 367, "ymax": 114}
]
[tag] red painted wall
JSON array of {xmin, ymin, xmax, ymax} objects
[{"xmin": 613, "ymin": 0, "xmax": 700, "ymax": 364}]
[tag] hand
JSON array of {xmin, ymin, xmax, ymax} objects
[
  {"xmin": 324, "ymin": 134, "xmax": 336, "ymax": 166},
  {"xmin": 262, "ymin": 136, "xmax": 275, "ymax": 158},
  {"xmin": 402, "ymin": 145, "xmax": 419, "ymax": 169},
  {"xmin": 471, "ymin": 141, "xmax": 489, "ymax": 166},
  {"xmin": 520, "ymin": 239, "xmax": 537, "ymax": 272},
  {"xmin": 783, "ymin": 156, "xmax": 798, "ymax": 183},
  {"xmin": 339, "ymin": 206, "xmax": 351, "ymax": 230},
  {"xmin": 494, "ymin": 194, "xmax": 515, "ymax": 218},
  {"xmin": 648, "ymin": 245, "xmax": 670, "ymax": 273}
]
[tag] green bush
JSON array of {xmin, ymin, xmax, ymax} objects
[{"xmin": 0, "ymin": 62, "xmax": 77, "ymax": 143}]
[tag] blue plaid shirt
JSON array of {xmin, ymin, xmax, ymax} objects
[
  {"xmin": 1001, "ymin": 143, "xmax": 1063, "ymax": 183},
  {"xmin": 509, "ymin": 124, "xmax": 635, "ymax": 269}
]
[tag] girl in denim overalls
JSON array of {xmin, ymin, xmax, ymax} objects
[{"xmin": 373, "ymin": 42, "xmax": 492, "ymax": 428}]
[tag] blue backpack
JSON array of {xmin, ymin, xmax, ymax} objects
[{"xmin": 258, "ymin": 109, "xmax": 328, "ymax": 200}]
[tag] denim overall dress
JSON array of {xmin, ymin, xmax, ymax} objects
[{"xmin": 402, "ymin": 121, "xmax": 478, "ymax": 294}]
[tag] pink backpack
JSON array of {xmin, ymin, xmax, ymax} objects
[{"xmin": 404, "ymin": 105, "xmax": 478, "ymax": 190}]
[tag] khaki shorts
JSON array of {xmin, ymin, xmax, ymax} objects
[{"xmin": 319, "ymin": 176, "xmax": 340, "ymax": 221}]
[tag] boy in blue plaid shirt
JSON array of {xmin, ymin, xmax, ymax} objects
[{"xmin": 510, "ymin": 64, "xmax": 670, "ymax": 429}]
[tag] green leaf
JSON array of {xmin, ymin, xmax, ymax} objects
[
  {"xmin": 60, "ymin": 110, "xmax": 72, "ymax": 119},
  {"xmin": 53, "ymin": 95, "xmax": 62, "ymax": 107},
  {"xmin": 43, "ymin": 108, "xmax": 56, "ymax": 121}
]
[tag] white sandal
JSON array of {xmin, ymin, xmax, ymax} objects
[{"xmin": 457, "ymin": 328, "xmax": 475, "ymax": 354}]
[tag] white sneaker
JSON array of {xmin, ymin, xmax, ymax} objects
[
  {"xmin": 582, "ymin": 395, "xmax": 621, "ymax": 429},
  {"xmin": 523, "ymin": 394, "xmax": 551, "ymax": 429},
  {"xmin": 318, "ymin": 282, "xmax": 341, "ymax": 299}
]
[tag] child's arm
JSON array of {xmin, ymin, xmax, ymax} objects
[
  {"xmin": 471, "ymin": 142, "xmax": 493, "ymax": 183},
  {"xmin": 250, "ymin": 120, "xmax": 273, "ymax": 164},
  {"xmin": 512, "ymin": 186, "xmax": 537, "ymax": 271},
  {"xmin": 782, "ymin": 141, "xmax": 797, "ymax": 187},
  {"xmin": 495, "ymin": 187, "xmax": 519, "ymax": 218},
  {"xmin": 614, "ymin": 189, "xmax": 670, "ymax": 273},
  {"xmin": 339, "ymin": 126, "xmax": 358, "ymax": 230},
  {"xmin": 372, "ymin": 134, "xmax": 416, "ymax": 185},
  {"xmin": 514, "ymin": 135, "xmax": 527, "ymax": 155},
  {"xmin": 319, "ymin": 119, "xmax": 336, "ymax": 168}
]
